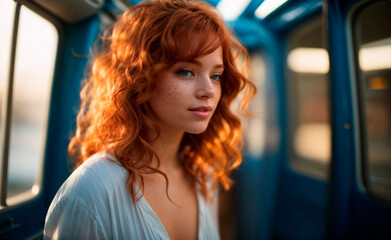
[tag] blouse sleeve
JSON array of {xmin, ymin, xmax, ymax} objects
[{"xmin": 43, "ymin": 198, "xmax": 107, "ymax": 240}]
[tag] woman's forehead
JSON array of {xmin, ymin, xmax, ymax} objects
[{"xmin": 173, "ymin": 32, "xmax": 222, "ymax": 61}]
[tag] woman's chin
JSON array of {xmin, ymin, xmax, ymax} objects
[{"xmin": 186, "ymin": 125, "xmax": 209, "ymax": 134}]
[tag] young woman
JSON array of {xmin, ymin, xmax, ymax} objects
[{"xmin": 44, "ymin": 0, "xmax": 256, "ymax": 239}]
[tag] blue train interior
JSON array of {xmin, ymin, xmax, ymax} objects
[{"xmin": 0, "ymin": 0, "xmax": 390, "ymax": 239}]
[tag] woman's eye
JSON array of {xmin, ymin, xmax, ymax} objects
[
  {"xmin": 177, "ymin": 69, "xmax": 194, "ymax": 77},
  {"xmin": 210, "ymin": 74, "xmax": 221, "ymax": 81}
]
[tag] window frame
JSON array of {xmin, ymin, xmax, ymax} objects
[
  {"xmin": 0, "ymin": 1, "xmax": 21, "ymax": 207},
  {"xmin": 0, "ymin": 1, "xmax": 63, "ymax": 237},
  {"xmin": 285, "ymin": 13, "xmax": 332, "ymax": 181},
  {"xmin": 351, "ymin": 0, "xmax": 391, "ymax": 203},
  {"xmin": 0, "ymin": 0, "xmax": 61, "ymax": 208}
]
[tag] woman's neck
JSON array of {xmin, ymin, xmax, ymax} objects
[{"xmin": 151, "ymin": 128, "xmax": 184, "ymax": 172}]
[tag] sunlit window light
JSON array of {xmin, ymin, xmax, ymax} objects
[
  {"xmin": 32, "ymin": 185, "xmax": 40, "ymax": 195},
  {"xmin": 294, "ymin": 123, "xmax": 331, "ymax": 163},
  {"xmin": 359, "ymin": 45, "xmax": 391, "ymax": 71},
  {"xmin": 255, "ymin": 0, "xmax": 289, "ymax": 19},
  {"xmin": 216, "ymin": 0, "xmax": 251, "ymax": 21},
  {"xmin": 287, "ymin": 48, "xmax": 330, "ymax": 74}
]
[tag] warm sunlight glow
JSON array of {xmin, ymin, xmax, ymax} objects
[
  {"xmin": 368, "ymin": 77, "xmax": 390, "ymax": 90},
  {"xmin": 294, "ymin": 123, "xmax": 331, "ymax": 163},
  {"xmin": 287, "ymin": 47, "xmax": 329, "ymax": 74},
  {"xmin": 32, "ymin": 184, "xmax": 40, "ymax": 195},
  {"xmin": 359, "ymin": 45, "xmax": 391, "ymax": 71}
]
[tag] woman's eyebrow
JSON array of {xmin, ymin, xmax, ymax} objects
[
  {"xmin": 187, "ymin": 60, "xmax": 224, "ymax": 70},
  {"xmin": 213, "ymin": 64, "xmax": 225, "ymax": 70}
]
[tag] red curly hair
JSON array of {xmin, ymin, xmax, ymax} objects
[{"xmin": 69, "ymin": 0, "xmax": 256, "ymax": 201}]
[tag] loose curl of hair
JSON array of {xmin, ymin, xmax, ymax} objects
[{"xmin": 69, "ymin": 0, "xmax": 256, "ymax": 202}]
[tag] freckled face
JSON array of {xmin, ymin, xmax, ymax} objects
[{"xmin": 148, "ymin": 46, "xmax": 223, "ymax": 135}]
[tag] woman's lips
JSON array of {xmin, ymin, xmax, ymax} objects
[{"xmin": 189, "ymin": 106, "xmax": 212, "ymax": 118}]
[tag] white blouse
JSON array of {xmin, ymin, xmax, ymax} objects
[{"xmin": 43, "ymin": 153, "xmax": 220, "ymax": 240}]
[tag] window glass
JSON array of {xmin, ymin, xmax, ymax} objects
[
  {"xmin": 219, "ymin": 51, "xmax": 267, "ymax": 239},
  {"xmin": 0, "ymin": 4, "xmax": 58, "ymax": 205},
  {"xmin": 286, "ymin": 16, "xmax": 331, "ymax": 180},
  {"xmin": 246, "ymin": 52, "xmax": 267, "ymax": 157},
  {"xmin": 354, "ymin": 0, "xmax": 391, "ymax": 201}
]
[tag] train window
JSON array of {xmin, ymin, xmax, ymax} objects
[
  {"xmin": 246, "ymin": 52, "xmax": 267, "ymax": 157},
  {"xmin": 286, "ymin": 16, "xmax": 331, "ymax": 180},
  {"xmin": 218, "ymin": 51, "xmax": 266, "ymax": 239},
  {"xmin": 353, "ymin": 1, "xmax": 391, "ymax": 201},
  {"xmin": 0, "ymin": 2, "xmax": 58, "ymax": 206}
]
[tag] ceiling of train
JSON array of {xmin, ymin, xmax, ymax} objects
[
  {"xmin": 129, "ymin": 0, "xmax": 307, "ymax": 22},
  {"xmin": 32, "ymin": 0, "xmax": 322, "ymax": 49},
  {"xmin": 122, "ymin": 0, "xmax": 322, "ymax": 49},
  {"xmin": 122, "ymin": 0, "xmax": 321, "ymax": 38},
  {"xmin": 34, "ymin": 0, "xmax": 319, "ymax": 25}
]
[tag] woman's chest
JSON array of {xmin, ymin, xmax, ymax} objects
[{"xmin": 141, "ymin": 174, "xmax": 199, "ymax": 240}]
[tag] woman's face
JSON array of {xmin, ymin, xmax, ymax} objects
[{"xmin": 149, "ymin": 46, "xmax": 223, "ymax": 135}]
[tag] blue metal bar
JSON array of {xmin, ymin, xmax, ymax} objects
[{"xmin": 325, "ymin": 0, "xmax": 356, "ymax": 238}]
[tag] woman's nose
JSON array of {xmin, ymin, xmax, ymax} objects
[{"xmin": 196, "ymin": 75, "xmax": 216, "ymax": 99}]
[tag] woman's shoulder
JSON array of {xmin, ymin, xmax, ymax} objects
[
  {"xmin": 53, "ymin": 152, "xmax": 128, "ymax": 204},
  {"xmin": 44, "ymin": 152, "xmax": 131, "ymax": 239},
  {"xmin": 73, "ymin": 152, "xmax": 126, "ymax": 181}
]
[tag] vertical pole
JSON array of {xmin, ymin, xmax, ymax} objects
[{"xmin": 1, "ymin": 2, "xmax": 21, "ymax": 206}]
